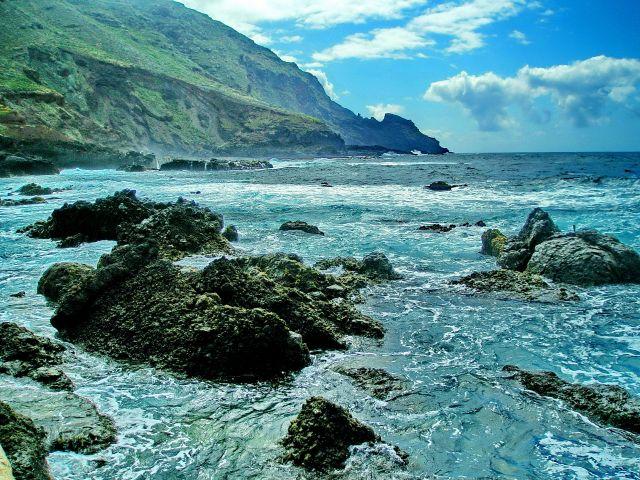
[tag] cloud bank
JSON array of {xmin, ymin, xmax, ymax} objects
[
  {"xmin": 313, "ymin": 0, "xmax": 529, "ymax": 62},
  {"xmin": 424, "ymin": 56, "xmax": 640, "ymax": 130},
  {"xmin": 307, "ymin": 69, "xmax": 339, "ymax": 100}
]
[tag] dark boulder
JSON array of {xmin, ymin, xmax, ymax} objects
[
  {"xmin": 481, "ymin": 229, "xmax": 507, "ymax": 257},
  {"xmin": 38, "ymin": 262, "xmax": 95, "ymax": 303},
  {"xmin": 418, "ymin": 223, "xmax": 456, "ymax": 233},
  {"xmin": 160, "ymin": 159, "xmax": 207, "ymax": 171},
  {"xmin": 425, "ymin": 181, "xmax": 452, "ymax": 191},
  {"xmin": 0, "ymin": 197, "xmax": 47, "ymax": 207},
  {"xmin": 0, "ymin": 323, "xmax": 73, "ymax": 391},
  {"xmin": 280, "ymin": 221, "xmax": 325, "ymax": 236},
  {"xmin": 281, "ymin": 397, "xmax": 379, "ymax": 471},
  {"xmin": 315, "ymin": 252, "xmax": 402, "ymax": 281},
  {"xmin": 0, "ymin": 401, "xmax": 52, "ymax": 480},
  {"xmin": 498, "ymin": 208, "xmax": 560, "ymax": 271},
  {"xmin": 16, "ymin": 184, "xmax": 53, "ymax": 196},
  {"xmin": 526, "ymin": 231, "xmax": 640, "ymax": 285},
  {"xmin": 504, "ymin": 365, "xmax": 640, "ymax": 434},
  {"xmin": 117, "ymin": 164, "xmax": 147, "ymax": 172}
]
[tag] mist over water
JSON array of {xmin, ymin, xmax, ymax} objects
[{"xmin": 1, "ymin": 152, "xmax": 639, "ymax": 479}]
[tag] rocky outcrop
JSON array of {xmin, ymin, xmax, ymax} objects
[
  {"xmin": 497, "ymin": 208, "xmax": 560, "ymax": 271},
  {"xmin": 281, "ymin": 397, "xmax": 379, "ymax": 471},
  {"xmin": 15, "ymin": 184, "xmax": 57, "ymax": 196},
  {"xmin": 0, "ymin": 402, "xmax": 51, "ymax": 480},
  {"xmin": 481, "ymin": 229, "xmax": 507, "ymax": 256},
  {"xmin": 334, "ymin": 367, "xmax": 406, "ymax": 400},
  {"xmin": 418, "ymin": 223, "xmax": 456, "ymax": 233},
  {"xmin": 425, "ymin": 181, "xmax": 453, "ymax": 191},
  {"xmin": 279, "ymin": 221, "xmax": 324, "ymax": 236},
  {"xmin": 315, "ymin": 252, "xmax": 402, "ymax": 281},
  {"xmin": 494, "ymin": 209, "xmax": 640, "ymax": 286},
  {"xmin": 504, "ymin": 365, "xmax": 640, "ymax": 434},
  {"xmin": 526, "ymin": 231, "xmax": 640, "ymax": 286},
  {"xmin": 21, "ymin": 190, "xmax": 231, "ymax": 258},
  {"xmin": 0, "ymin": 155, "xmax": 59, "ymax": 178},
  {"xmin": 0, "ymin": 323, "xmax": 73, "ymax": 391},
  {"xmin": 454, "ymin": 270, "xmax": 579, "ymax": 302},
  {"xmin": 37, "ymin": 263, "xmax": 95, "ymax": 303}
]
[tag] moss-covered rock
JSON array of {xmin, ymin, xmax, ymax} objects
[
  {"xmin": 480, "ymin": 229, "xmax": 506, "ymax": 256},
  {"xmin": 15, "ymin": 184, "xmax": 53, "ymax": 196},
  {"xmin": 222, "ymin": 225, "xmax": 239, "ymax": 242},
  {"xmin": 0, "ymin": 197, "xmax": 46, "ymax": 207},
  {"xmin": 334, "ymin": 367, "xmax": 407, "ymax": 400},
  {"xmin": 0, "ymin": 323, "xmax": 72, "ymax": 391},
  {"xmin": 0, "ymin": 402, "xmax": 51, "ymax": 480},
  {"xmin": 281, "ymin": 397, "xmax": 379, "ymax": 472},
  {"xmin": 453, "ymin": 269, "xmax": 579, "ymax": 302},
  {"xmin": 315, "ymin": 251, "xmax": 402, "ymax": 281},
  {"xmin": 504, "ymin": 365, "xmax": 640, "ymax": 434}
]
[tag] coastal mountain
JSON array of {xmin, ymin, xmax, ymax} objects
[{"xmin": 0, "ymin": 0, "xmax": 447, "ymax": 157}]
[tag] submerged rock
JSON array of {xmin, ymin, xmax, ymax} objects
[
  {"xmin": 0, "ymin": 197, "xmax": 47, "ymax": 207},
  {"xmin": 281, "ymin": 397, "xmax": 379, "ymax": 471},
  {"xmin": 21, "ymin": 191, "xmax": 230, "ymax": 259},
  {"xmin": 454, "ymin": 269, "xmax": 579, "ymax": 302},
  {"xmin": 222, "ymin": 225, "xmax": 239, "ymax": 242},
  {"xmin": 504, "ymin": 365, "xmax": 640, "ymax": 434},
  {"xmin": 418, "ymin": 223, "xmax": 456, "ymax": 233},
  {"xmin": 498, "ymin": 208, "xmax": 559, "ymax": 271},
  {"xmin": 315, "ymin": 251, "xmax": 402, "ymax": 281},
  {"xmin": 334, "ymin": 367, "xmax": 407, "ymax": 400},
  {"xmin": 0, "ymin": 155, "xmax": 59, "ymax": 178},
  {"xmin": 481, "ymin": 229, "xmax": 507, "ymax": 257},
  {"xmin": 279, "ymin": 221, "xmax": 325, "ymax": 236},
  {"xmin": 0, "ymin": 323, "xmax": 72, "ymax": 391},
  {"xmin": 0, "ymin": 401, "xmax": 51, "ymax": 480},
  {"xmin": 526, "ymin": 231, "xmax": 640, "ymax": 285}
]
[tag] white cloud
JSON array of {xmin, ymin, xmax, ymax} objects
[
  {"xmin": 312, "ymin": 0, "xmax": 529, "ymax": 62},
  {"xmin": 180, "ymin": 0, "xmax": 427, "ymax": 45},
  {"xmin": 424, "ymin": 56, "xmax": 640, "ymax": 130},
  {"xmin": 366, "ymin": 103, "xmax": 405, "ymax": 120},
  {"xmin": 509, "ymin": 30, "xmax": 530, "ymax": 45},
  {"xmin": 307, "ymin": 69, "xmax": 339, "ymax": 100},
  {"xmin": 279, "ymin": 35, "xmax": 303, "ymax": 43}
]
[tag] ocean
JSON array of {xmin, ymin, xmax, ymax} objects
[{"xmin": 1, "ymin": 152, "xmax": 639, "ymax": 479}]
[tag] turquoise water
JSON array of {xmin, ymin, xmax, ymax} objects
[{"xmin": 1, "ymin": 152, "xmax": 639, "ymax": 479}]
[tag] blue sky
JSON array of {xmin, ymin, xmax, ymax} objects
[{"xmin": 181, "ymin": 0, "xmax": 640, "ymax": 152}]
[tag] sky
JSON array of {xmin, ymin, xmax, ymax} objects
[{"xmin": 180, "ymin": 0, "xmax": 640, "ymax": 152}]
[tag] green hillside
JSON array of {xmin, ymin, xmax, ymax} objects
[{"xmin": 0, "ymin": 0, "xmax": 445, "ymax": 156}]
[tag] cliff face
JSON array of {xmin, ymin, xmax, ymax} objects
[{"xmin": 0, "ymin": 0, "xmax": 445, "ymax": 157}]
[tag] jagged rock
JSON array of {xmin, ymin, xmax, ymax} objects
[
  {"xmin": 0, "ymin": 323, "xmax": 73, "ymax": 391},
  {"xmin": 504, "ymin": 365, "xmax": 640, "ymax": 434},
  {"xmin": 15, "ymin": 184, "xmax": 53, "ymax": 196},
  {"xmin": 453, "ymin": 269, "xmax": 579, "ymax": 302},
  {"xmin": 481, "ymin": 229, "xmax": 507, "ymax": 256},
  {"xmin": 281, "ymin": 397, "xmax": 379, "ymax": 471},
  {"xmin": 0, "ymin": 156, "xmax": 59, "ymax": 178},
  {"xmin": 160, "ymin": 159, "xmax": 207, "ymax": 171},
  {"xmin": 222, "ymin": 225, "xmax": 238, "ymax": 242},
  {"xmin": 117, "ymin": 200, "xmax": 230, "ymax": 260},
  {"xmin": 526, "ymin": 231, "xmax": 640, "ymax": 285},
  {"xmin": 0, "ymin": 401, "xmax": 52, "ymax": 480},
  {"xmin": 0, "ymin": 197, "xmax": 47, "ymax": 207},
  {"xmin": 2, "ymin": 383, "xmax": 116, "ymax": 456},
  {"xmin": 9, "ymin": 292, "xmax": 25, "ymax": 298},
  {"xmin": 498, "ymin": 208, "xmax": 560, "ymax": 271},
  {"xmin": 334, "ymin": 367, "xmax": 406, "ymax": 400},
  {"xmin": 21, "ymin": 191, "xmax": 230, "ymax": 259},
  {"xmin": 279, "ymin": 221, "xmax": 324, "ymax": 236},
  {"xmin": 38, "ymin": 262, "xmax": 95, "ymax": 303},
  {"xmin": 21, "ymin": 190, "xmax": 154, "ymax": 243},
  {"xmin": 315, "ymin": 252, "xmax": 401, "ymax": 281}
]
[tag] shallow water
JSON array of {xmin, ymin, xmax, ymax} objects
[{"xmin": 1, "ymin": 152, "xmax": 639, "ymax": 479}]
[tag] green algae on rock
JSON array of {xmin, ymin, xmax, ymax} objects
[{"xmin": 481, "ymin": 229, "xmax": 507, "ymax": 257}]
